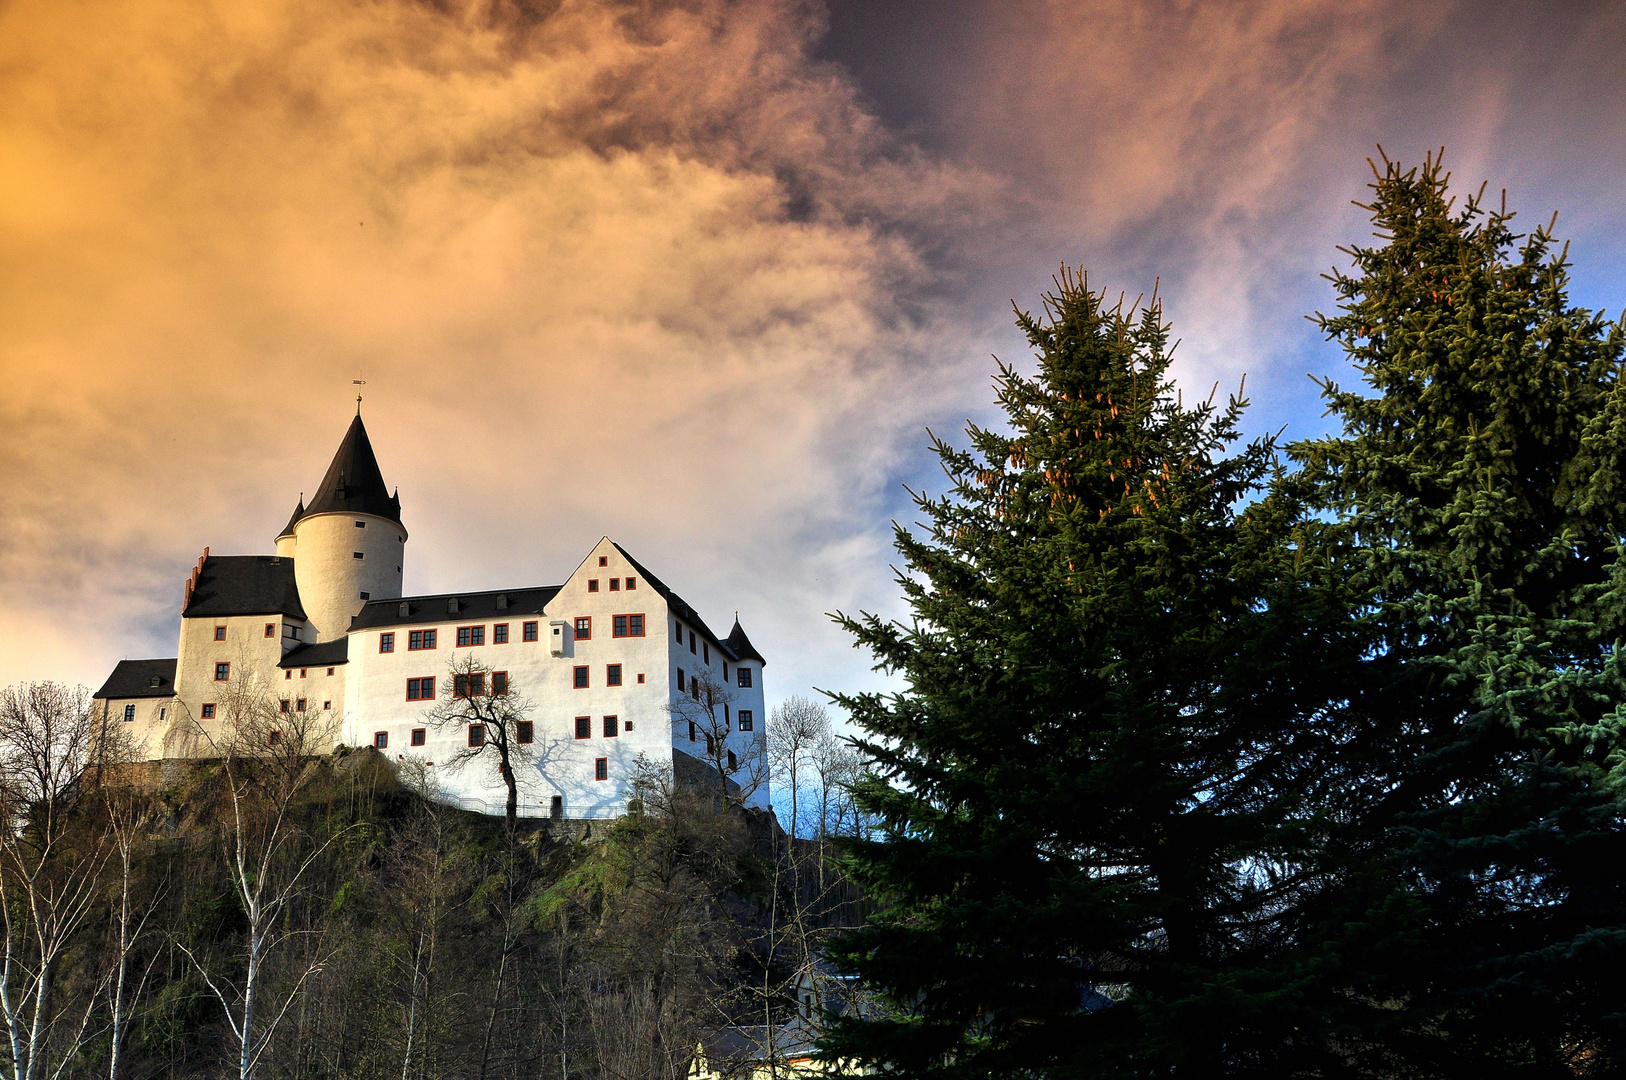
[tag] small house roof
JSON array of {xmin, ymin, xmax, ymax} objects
[
  {"xmin": 183, "ymin": 556, "xmax": 306, "ymax": 619},
  {"xmin": 93, "ymin": 658, "xmax": 178, "ymax": 700}
]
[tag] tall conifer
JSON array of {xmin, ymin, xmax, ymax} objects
[
  {"xmin": 1292, "ymin": 153, "xmax": 1626, "ymax": 1072},
  {"xmin": 824, "ymin": 274, "xmax": 1376, "ymax": 1076}
]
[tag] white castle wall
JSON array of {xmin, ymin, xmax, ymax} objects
[{"xmin": 292, "ymin": 512, "xmax": 406, "ymax": 642}]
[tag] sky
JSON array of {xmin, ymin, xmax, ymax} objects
[{"xmin": 4, "ymin": 0, "xmax": 1626, "ymax": 716}]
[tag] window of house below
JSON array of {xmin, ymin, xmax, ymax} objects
[
  {"xmin": 201, "ymin": 703, "xmax": 216, "ymax": 719},
  {"xmin": 624, "ymin": 719, "xmax": 634, "ymax": 732},
  {"xmin": 574, "ymin": 617, "xmax": 591, "ymax": 641},
  {"xmin": 677, "ymin": 669, "xmax": 685, "ymax": 690},
  {"xmin": 689, "ymin": 630, "xmax": 696, "ymax": 654},
  {"xmin": 323, "ymin": 700, "xmax": 331, "ymax": 710},
  {"xmin": 300, "ymin": 669, "xmax": 307, "ymax": 678},
  {"xmin": 607, "ymin": 664, "xmax": 622, "ymax": 687},
  {"xmin": 603, "ymin": 715, "xmax": 618, "ymax": 738},
  {"xmin": 213, "ymin": 625, "xmax": 226, "ymax": 641},
  {"xmin": 411, "ymin": 728, "xmax": 426, "ymax": 746},
  {"xmin": 688, "ymin": 720, "xmax": 696, "ymax": 741},
  {"xmin": 675, "ymin": 621, "xmax": 683, "ymax": 643},
  {"xmin": 738, "ymin": 709, "xmax": 754, "ymax": 731},
  {"xmin": 637, "ymin": 673, "xmax": 645, "ymax": 684},
  {"xmin": 598, "ymin": 556, "xmax": 608, "ymax": 566},
  {"xmin": 159, "ymin": 707, "xmax": 166, "ymax": 721},
  {"xmin": 737, "ymin": 667, "xmax": 753, "ymax": 688},
  {"xmin": 268, "ymin": 730, "xmax": 281, "ymax": 746},
  {"xmin": 285, "ymin": 670, "xmax": 292, "ymax": 680},
  {"xmin": 728, "ymin": 749, "xmax": 737, "ymax": 772},
  {"xmin": 327, "ymin": 667, "xmax": 334, "ymax": 676},
  {"xmin": 374, "ymin": 732, "xmax": 388, "ymax": 749},
  {"xmin": 494, "ymin": 623, "xmax": 508, "ymax": 644},
  {"xmin": 575, "ymin": 716, "xmax": 591, "ymax": 739},
  {"xmin": 214, "ymin": 662, "xmax": 230, "ymax": 681},
  {"xmin": 594, "ymin": 758, "xmax": 608, "ymax": 781},
  {"xmin": 468, "ymin": 725, "xmax": 485, "ymax": 748},
  {"xmin": 122, "ymin": 704, "xmax": 135, "ymax": 722},
  {"xmin": 573, "ymin": 666, "xmax": 588, "ymax": 689},
  {"xmin": 523, "ymin": 621, "xmax": 538, "ymax": 642},
  {"xmin": 296, "ymin": 699, "xmax": 306, "ymax": 712},
  {"xmin": 703, "ymin": 641, "xmax": 709, "ymax": 664},
  {"xmin": 517, "ymin": 720, "xmax": 533, "ymax": 744},
  {"xmin": 380, "ymin": 632, "xmax": 395, "ymax": 653}
]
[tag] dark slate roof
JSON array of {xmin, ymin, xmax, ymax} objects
[
  {"xmin": 278, "ymin": 638, "xmax": 350, "ymax": 668},
  {"xmin": 611, "ymin": 542, "xmax": 741, "ymax": 662},
  {"xmin": 349, "ymin": 586, "xmax": 563, "ymax": 632},
  {"xmin": 726, "ymin": 618, "xmax": 765, "ymax": 665},
  {"xmin": 298, "ymin": 415, "xmax": 402, "ymax": 527},
  {"xmin": 183, "ymin": 556, "xmax": 305, "ymax": 619},
  {"xmin": 93, "ymin": 658, "xmax": 177, "ymax": 700},
  {"xmin": 276, "ymin": 498, "xmax": 305, "ymax": 541}
]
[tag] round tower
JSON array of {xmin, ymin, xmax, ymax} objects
[{"xmin": 290, "ymin": 414, "xmax": 406, "ymax": 642}]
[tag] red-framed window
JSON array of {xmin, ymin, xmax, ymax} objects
[
  {"xmin": 594, "ymin": 758, "xmax": 608, "ymax": 781},
  {"xmin": 374, "ymin": 732, "xmax": 388, "ymax": 749},
  {"xmin": 612, "ymin": 614, "xmax": 645, "ymax": 638},
  {"xmin": 214, "ymin": 662, "xmax": 230, "ymax": 681},
  {"xmin": 626, "ymin": 576, "xmax": 637, "ymax": 590},
  {"xmin": 322, "ymin": 700, "xmax": 331, "ymax": 710},
  {"xmin": 573, "ymin": 666, "xmax": 588, "ymax": 689},
  {"xmin": 637, "ymin": 673, "xmax": 645, "ymax": 684},
  {"xmin": 588, "ymin": 579, "xmax": 599, "ymax": 592},
  {"xmin": 738, "ymin": 709, "xmax": 754, "ymax": 731},
  {"xmin": 410, "ymin": 728, "xmax": 426, "ymax": 746},
  {"xmin": 268, "ymin": 730, "xmax": 281, "ymax": 746},
  {"xmin": 598, "ymin": 556, "xmax": 608, "ymax": 566},
  {"xmin": 493, "ymin": 671, "xmax": 508, "ymax": 696},
  {"xmin": 408, "ymin": 629, "xmax": 437, "ymax": 650},
  {"xmin": 517, "ymin": 720, "xmax": 533, "ymax": 743},
  {"xmin": 602, "ymin": 715, "xmax": 618, "ymax": 738},
  {"xmin": 737, "ymin": 667, "xmax": 753, "ymax": 688},
  {"xmin": 493, "ymin": 623, "xmax": 509, "ymax": 644},
  {"xmin": 624, "ymin": 719, "xmax": 634, "ymax": 732},
  {"xmin": 280, "ymin": 699, "xmax": 290, "ymax": 713},
  {"xmin": 454, "ymin": 673, "xmax": 486, "ymax": 698},
  {"xmin": 456, "ymin": 625, "xmax": 485, "ymax": 647},
  {"xmin": 213, "ymin": 625, "xmax": 227, "ymax": 641},
  {"xmin": 264, "ymin": 622, "xmax": 275, "ymax": 638},
  {"xmin": 285, "ymin": 670, "xmax": 292, "ymax": 680},
  {"xmin": 406, "ymin": 677, "xmax": 435, "ymax": 701},
  {"xmin": 523, "ymin": 621, "xmax": 538, "ymax": 642},
  {"xmin": 468, "ymin": 725, "xmax": 485, "ymax": 748},
  {"xmin": 300, "ymin": 668, "xmax": 308, "ymax": 678},
  {"xmin": 574, "ymin": 617, "xmax": 591, "ymax": 641},
  {"xmin": 606, "ymin": 664, "xmax": 622, "ymax": 686},
  {"xmin": 201, "ymin": 703, "xmax": 217, "ymax": 719},
  {"xmin": 609, "ymin": 578, "xmax": 620, "ymax": 591},
  {"xmin": 380, "ymin": 632, "xmax": 395, "ymax": 653},
  {"xmin": 574, "ymin": 716, "xmax": 591, "ymax": 739}
]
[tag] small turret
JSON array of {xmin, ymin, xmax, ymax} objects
[{"xmin": 274, "ymin": 497, "xmax": 304, "ymax": 558}]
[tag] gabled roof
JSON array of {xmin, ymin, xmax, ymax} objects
[
  {"xmin": 278, "ymin": 638, "xmax": 350, "ymax": 668},
  {"xmin": 93, "ymin": 658, "xmax": 178, "ymax": 700},
  {"xmin": 183, "ymin": 556, "xmax": 305, "ymax": 619},
  {"xmin": 298, "ymin": 415, "xmax": 402, "ymax": 527},
  {"xmin": 726, "ymin": 618, "xmax": 764, "ymax": 665},
  {"xmin": 610, "ymin": 542, "xmax": 743, "ymax": 662},
  {"xmin": 349, "ymin": 586, "xmax": 563, "ymax": 632}
]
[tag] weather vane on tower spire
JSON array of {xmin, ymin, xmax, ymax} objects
[{"xmin": 353, "ymin": 379, "xmax": 366, "ymax": 415}]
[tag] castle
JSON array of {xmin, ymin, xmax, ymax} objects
[{"xmin": 91, "ymin": 410, "xmax": 769, "ymax": 819}]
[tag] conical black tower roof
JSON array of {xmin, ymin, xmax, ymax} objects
[
  {"xmin": 276, "ymin": 497, "xmax": 306, "ymax": 541},
  {"xmin": 298, "ymin": 415, "xmax": 402, "ymax": 527},
  {"xmin": 726, "ymin": 618, "xmax": 765, "ymax": 664}
]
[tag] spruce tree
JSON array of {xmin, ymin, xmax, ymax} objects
[
  {"xmin": 824, "ymin": 274, "xmax": 1380, "ymax": 1077},
  {"xmin": 1291, "ymin": 153, "xmax": 1626, "ymax": 1073}
]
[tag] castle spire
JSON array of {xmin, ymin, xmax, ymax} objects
[{"xmin": 300, "ymin": 414, "xmax": 402, "ymax": 526}]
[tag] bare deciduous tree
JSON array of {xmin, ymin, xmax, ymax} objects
[
  {"xmin": 0, "ymin": 681, "xmax": 114, "ymax": 1080},
  {"xmin": 668, "ymin": 673, "xmax": 764, "ymax": 808},
  {"xmin": 767, "ymin": 697, "xmax": 829, "ymax": 840},
  {"xmin": 424, "ymin": 656, "xmax": 535, "ymax": 834},
  {"xmin": 176, "ymin": 664, "xmax": 345, "ymax": 1080}
]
